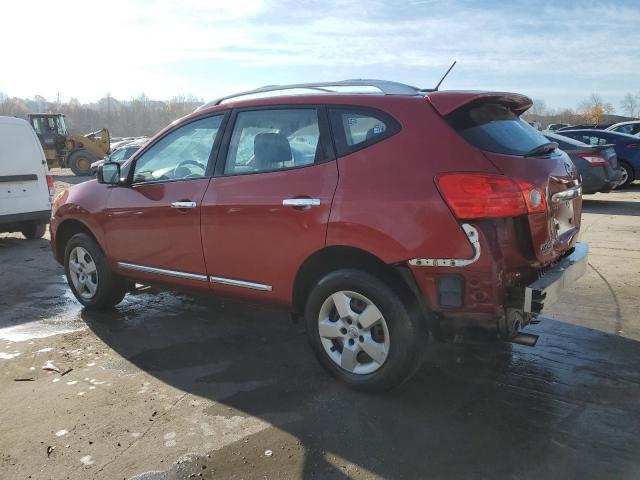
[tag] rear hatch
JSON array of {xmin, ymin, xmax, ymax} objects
[{"xmin": 431, "ymin": 94, "xmax": 581, "ymax": 265}]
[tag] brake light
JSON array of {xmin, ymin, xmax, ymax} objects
[
  {"xmin": 46, "ymin": 175, "xmax": 55, "ymax": 199},
  {"xmin": 576, "ymin": 153, "xmax": 607, "ymax": 166},
  {"xmin": 437, "ymin": 174, "xmax": 546, "ymax": 219}
]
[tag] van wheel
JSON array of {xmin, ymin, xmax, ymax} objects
[
  {"xmin": 68, "ymin": 150, "xmax": 96, "ymax": 176},
  {"xmin": 619, "ymin": 161, "xmax": 634, "ymax": 188},
  {"xmin": 64, "ymin": 233, "xmax": 128, "ymax": 309},
  {"xmin": 304, "ymin": 269, "xmax": 424, "ymax": 392},
  {"xmin": 21, "ymin": 223, "xmax": 47, "ymax": 239}
]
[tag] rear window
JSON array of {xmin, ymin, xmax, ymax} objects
[{"xmin": 447, "ymin": 102, "xmax": 550, "ymax": 156}]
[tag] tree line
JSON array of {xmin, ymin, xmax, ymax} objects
[
  {"xmin": 1, "ymin": 90, "xmax": 638, "ymax": 136},
  {"xmin": 524, "ymin": 92, "xmax": 640, "ymax": 126},
  {"xmin": 0, "ymin": 92, "xmax": 203, "ymax": 137}
]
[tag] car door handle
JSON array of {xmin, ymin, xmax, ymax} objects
[
  {"xmin": 171, "ymin": 201, "xmax": 197, "ymax": 209},
  {"xmin": 282, "ymin": 198, "xmax": 321, "ymax": 207}
]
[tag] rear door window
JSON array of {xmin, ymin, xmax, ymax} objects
[
  {"xmin": 447, "ymin": 102, "xmax": 550, "ymax": 156},
  {"xmin": 223, "ymin": 108, "xmax": 324, "ymax": 175},
  {"xmin": 329, "ymin": 107, "xmax": 400, "ymax": 156}
]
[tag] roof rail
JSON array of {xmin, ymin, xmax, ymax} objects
[{"xmin": 197, "ymin": 79, "xmax": 422, "ymax": 110}]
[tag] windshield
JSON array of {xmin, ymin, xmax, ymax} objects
[{"xmin": 447, "ymin": 102, "xmax": 550, "ymax": 156}]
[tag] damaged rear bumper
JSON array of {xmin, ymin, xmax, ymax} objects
[{"xmin": 524, "ymin": 242, "xmax": 589, "ymax": 313}]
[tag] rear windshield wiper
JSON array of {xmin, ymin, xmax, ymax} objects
[{"xmin": 523, "ymin": 142, "xmax": 558, "ymax": 157}]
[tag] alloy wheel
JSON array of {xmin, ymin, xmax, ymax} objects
[
  {"xmin": 317, "ymin": 290, "xmax": 390, "ymax": 375},
  {"xmin": 68, "ymin": 246, "xmax": 98, "ymax": 299}
]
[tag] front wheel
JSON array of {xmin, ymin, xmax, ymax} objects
[
  {"xmin": 64, "ymin": 233, "xmax": 128, "ymax": 309},
  {"xmin": 304, "ymin": 269, "xmax": 424, "ymax": 392}
]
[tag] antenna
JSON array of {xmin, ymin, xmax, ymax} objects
[{"xmin": 433, "ymin": 61, "xmax": 457, "ymax": 91}]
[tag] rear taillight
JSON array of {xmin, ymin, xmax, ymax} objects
[
  {"xmin": 46, "ymin": 175, "xmax": 55, "ymax": 198},
  {"xmin": 626, "ymin": 143, "xmax": 640, "ymax": 149},
  {"xmin": 437, "ymin": 174, "xmax": 545, "ymax": 220},
  {"xmin": 576, "ymin": 153, "xmax": 607, "ymax": 166}
]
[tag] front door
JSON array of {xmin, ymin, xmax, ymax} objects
[
  {"xmin": 104, "ymin": 114, "xmax": 225, "ymax": 289},
  {"xmin": 201, "ymin": 107, "xmax": 338, "ymax": 303}
]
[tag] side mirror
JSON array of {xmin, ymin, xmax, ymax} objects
[{"xmin": 97, "ymin": 162, "xmax": 121, "ymax": 185}]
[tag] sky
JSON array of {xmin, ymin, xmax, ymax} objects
[{"xmin": 2, "ymin": 0, "xmax": 639, "ymax": 111}]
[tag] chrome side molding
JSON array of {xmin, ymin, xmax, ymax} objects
[
  {"xmin": 117, "ymin": 262, "xmax": 208, "ymax": 282},
  {"xmin": 408, "ymin": 223, "xmax": 481, "ymax": 267},
  {"xmin": 209, "ymin": 276, "xmax": 272, "ymax": 291},
  {"xmin": 117, "ymin": 264, "xmax": 273, "ymax": 292}
]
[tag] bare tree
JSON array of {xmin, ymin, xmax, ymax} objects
[
  {"xmin": 527, "ymin": 98, "xmax": 548, "ymax": 117},
  {"xmin": 620, "ymin": 92, "xmax": 640, "ymax": 118}
]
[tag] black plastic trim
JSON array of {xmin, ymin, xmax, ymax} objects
[
  {"xmin": 0, "ymin": 209, "xmax": 51, "ymax": 225},
  {"xmin": 0, "ymin": 174, "xmax": 38, "ymax": 183}
]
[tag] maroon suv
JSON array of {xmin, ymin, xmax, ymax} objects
[{"xmin": 50, "ymin": 80, "xmax": 588, "ymax": 391}]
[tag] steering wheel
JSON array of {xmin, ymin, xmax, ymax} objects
[{"xmin": 173, "ymin": 159, "xmax": 206, "ymax": 178}]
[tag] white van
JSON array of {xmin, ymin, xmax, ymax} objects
[{"xmin": 0, "ymin": 116, "xmax": 54, "ymax": 239}]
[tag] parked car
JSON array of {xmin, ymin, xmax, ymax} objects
[
  {"xmin": 543, "ymin": 132, "xmax": 622, "ymax": 194},
  {"xmin": 50, "ymin": 80, "xmax": 588, "ymax": 391},
  {"xmin": 555, "ymin": 129, "xmax": 640, "ymax": 187},
  {"xmin": 606, "ymin": 121, "xmax": 640, "ymax": 136},
  {"xmin": 557, "ymin": 123, "xmax": 612, "ymax": 131},
  {"xmin": 0, "ymin": 116, "xmax": 55, "ymax": 239},
  {"xmin": 547, "ymin": 123, "xmax": 570, "ymax": 131},
  {"xmin": 90, "ymin": 139, "xmax": 146, "ymax": 175}
]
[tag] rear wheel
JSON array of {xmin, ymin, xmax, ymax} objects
[
  {"xmin": 619, "ymin": 161, "xmax": 634, "ymax": 188},
  {"xmin": 68, "ymin": 150, "xmax": 96, "ymax": 176},
  {"xmin": 64, "ymin": 233, "xmax": 128, "ymax": 309},
  {"xmin": 21, "ymin": 222, "xmax": 47, "ymax": 239},
  {"xmin": 304, "ymin": 269, "xmax": 424, "ymax": 392}
]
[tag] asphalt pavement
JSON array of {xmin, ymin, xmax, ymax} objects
[{"xmin": 1, "ymin": 170, "xmax": 639, "ymax": 479}]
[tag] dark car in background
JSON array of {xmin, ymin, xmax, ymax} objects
[
  {"xmin": 547, "ymin": 123, "xmax": 570, "ymax": 131},
  {"xmin": 606, "ymin": 121, "xmax": 640, "ymax": 136},
  {"xmin": 557, "ymin": 123, "xmax": 612, "ymax": 131},
  {"xmin": 555, "ymin": 129, "xmax": 640, "ymax": 187},
  {"xmin": 90, "ymin": 139, "xmax": 147, "ymax": 175},
  {"xmin": 544, "ymin": 132, "xmax": 622, "ymax": 194}
]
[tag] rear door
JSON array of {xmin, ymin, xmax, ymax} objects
[
  {"xmin": 201, "ymin": 106, "xmax": 338, "ymax": 303},
  {"xmin": 0, "ymin": 118, "xmax": 51, "ymax": 217}
]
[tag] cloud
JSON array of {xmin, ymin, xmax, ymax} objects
[{"xmin": 1, "ymin": 0, "xmax": 639, "ymax": 109}]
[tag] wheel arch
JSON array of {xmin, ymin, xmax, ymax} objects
[
  {"xmin": 291, "ymin": 245, "xmax": 428, "ymax": 321},
  {"xmin": 55, "ymin": 219, "xmax": 102, "ymax": 263}
]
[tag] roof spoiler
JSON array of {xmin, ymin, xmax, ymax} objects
[{"xmin": 426, "ymin": 91, "xmax": 533, "ymax": 117}]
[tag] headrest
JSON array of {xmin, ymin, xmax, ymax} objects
[{"xmin": 254, "ymin": 132, "xmax": 292, "ymax": 171}]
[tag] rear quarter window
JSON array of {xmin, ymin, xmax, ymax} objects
[
  {"xmin": 328, "ymin": 107, "xmax": 400, "ymax": 156},
  {"xmin": 447, "ymin": 102, "xmax": 550, "ymax": 156}
]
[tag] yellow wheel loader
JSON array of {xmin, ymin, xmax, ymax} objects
[{"xmin": 28, "ymin": 114, "xmax": 110, "ymax": 176}]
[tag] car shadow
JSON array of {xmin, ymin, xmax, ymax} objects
[
  {"xmin": 81, "ymin": 290, "xmax": 640, "ymax": 479},
  {"xmin": 582, "ymin": 199, "xmax": 640, "ymax": 216}
]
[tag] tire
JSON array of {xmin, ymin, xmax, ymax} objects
[
  {"xmin": 21, "ymin": 222, "xmax": 47, "ymax": 239},
  {"xmin": 619, "ymin": 161, "xmax": 634, "ymax": 188},
  {"xmin": 304, "ymin": 269, "xmax": 425, "ymax": 392},
  {"xmin": 64, "ymin": 233, "xmax": 128, "ymax": 309},
  {"xmin": 68, "ymin": 150, "xmax": 97, "ymax": 176}
]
